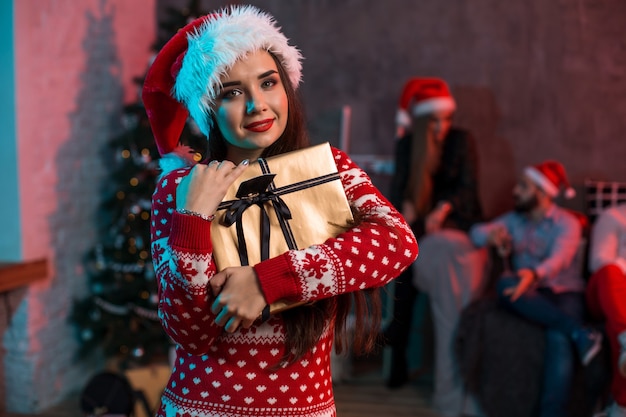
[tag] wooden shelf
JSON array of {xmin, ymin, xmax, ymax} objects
[{"xmin": 0, "ymin": 259, "xmax": 48, "ymax": 292}]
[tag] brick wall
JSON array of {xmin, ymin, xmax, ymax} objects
[{"xmin": 2, "ymin": 0, "xmax": 155, "ymax": 412}]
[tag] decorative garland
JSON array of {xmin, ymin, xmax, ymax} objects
[
  {"xmin": 94, "ymin": 297, "xmax": 160, "ymax": 321},
  {"xmin": 94, "ymin": 245, "xmax": 153, "ymax": 274}
]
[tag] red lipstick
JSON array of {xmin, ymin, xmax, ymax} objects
[{"xmin": 245, "ymin": 118, "xmax": 274, "ymax": 132}]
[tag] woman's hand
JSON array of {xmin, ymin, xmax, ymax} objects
[
  {"xmin": 176, "ymin": 159, "xmax": 249, "ymax": 217},
  {"xmin": 209, "ymin": 266, "xmax": 268, "ymax": 333},
  {"xmin": 425, "ymin": 201, "xmax": 452, "ymax": 234}
]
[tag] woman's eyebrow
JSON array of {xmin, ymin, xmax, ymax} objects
[
  {"xmin": 221, "ymin": 70, "xmax": 278, "ymax": 89},
  {"xmin": 258, "ymin": 69, "xmax": 278, "ymax": 79},
  {"xmin": 221, "ymin": 80, "xmax": 241, "ymax": 88}
]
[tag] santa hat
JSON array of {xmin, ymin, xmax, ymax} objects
[
  {"xmin": 396, "ymin": 77, "xmax": 457, "ymax": 129},
  {"xmin": 142, "ymin": 5, "xmax": 303, "ymax": 157},
  {"xmin": 524, "ymin": 160, "xmax": 576, "ymax": 199}
]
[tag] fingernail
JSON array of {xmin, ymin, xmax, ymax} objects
[{"xmin": 241, "ymin": 159, "xmax": 249, "ymax": 166}]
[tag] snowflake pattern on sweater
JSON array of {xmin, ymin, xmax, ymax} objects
[{"xmin": 150, "ymin": 147, "xmax": 418, "ymax": 417}]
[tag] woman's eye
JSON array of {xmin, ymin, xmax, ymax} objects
[
  {"xmin": 221, "ymin": 89, "xmax": 241, "ymax": 99},
  {"xmin": 261, "ymin": 78, "xmax": 277, "ymax": 88}
]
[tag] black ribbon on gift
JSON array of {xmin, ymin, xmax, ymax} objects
[
  {"xmin": 221, "ymin": 173, "xmax": 295, "ymax": 266},
  {"xmin": 216, "ymin": 158, "xmax": 342, "ymax": 267}
]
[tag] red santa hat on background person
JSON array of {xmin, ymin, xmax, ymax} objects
[
  {"xmin": 395, "ymin": 77, "xmax": 457, "ymax": 131},
  {"xmin": 141, "ymin": 5, "xmax": 303, "ymax": 172},
  {"xmin": 524, "ymin": 160, "xmax": 577, "ymax": 199}
]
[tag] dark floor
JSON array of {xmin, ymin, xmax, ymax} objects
[
  {"xmin": 25, "ymin": 379, "xmax": 437, "ymax": 417},
  {"xmin": 13, "ymin": 354, "xmax": 439, "ymax": 417}
]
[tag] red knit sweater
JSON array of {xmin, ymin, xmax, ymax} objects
[{"xmin": 150, "ymin": 147, "xmax": 418, "ymax": 417}]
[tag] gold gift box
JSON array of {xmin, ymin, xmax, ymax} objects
[{"xmin": 210, "ymin": 142, "xmax": 354, "ymax": 313}]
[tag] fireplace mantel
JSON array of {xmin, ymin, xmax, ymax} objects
[{"xmin": 0, "ymin": 259, "xmax": 48, "ymax": 293}]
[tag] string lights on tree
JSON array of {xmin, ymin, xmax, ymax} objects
[{"xmin": 71, "ymin": 0, "xmax": 209, "ymax": 368}]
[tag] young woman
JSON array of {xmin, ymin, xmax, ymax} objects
[
  {"xmin": 383, "ymin": 78, "xmax": 486, "ymax": 416},
  {"xmin": 142, "ymin": 5, "xmax": 418, "ymax": 417}
]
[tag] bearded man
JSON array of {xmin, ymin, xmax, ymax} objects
[{"xmin": 469, "ymin": 160, "xmax": 603, "ymax": 417}]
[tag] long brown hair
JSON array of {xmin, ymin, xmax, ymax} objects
[
  {"xmin": 404, "ymin": 115, "xmax": 443, "ymax": 218},
  {"xmin": 207, "ymin": 52, "xmax": 382, "ymax": 363}
]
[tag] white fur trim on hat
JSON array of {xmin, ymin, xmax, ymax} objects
[
  {"xmin": 396, "ymin": 109, "xmax": 412, "ymax": 128},
  {"xmin": 173, "ymin": 5, "xmax": 303, "ymax": 137},
  {"xmin": 412, "ymin": 97, "xmax": 456, "ymax": 116},
  {"xmin": 524, "ymin": 166, "xmax": 559, "ymax": 197}
]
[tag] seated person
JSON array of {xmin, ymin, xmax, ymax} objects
[
  {"xmin": 586, "ymin": 204, "xmax": 626, "ymax": 417},
  {"xmin": 469, "ymin": 160, "xmax": 603, "ymax": 417}
]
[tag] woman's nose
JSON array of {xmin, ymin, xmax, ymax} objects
[{"xmin": 246, "ymin": 93, "xmax": 265, "ymax": 114}]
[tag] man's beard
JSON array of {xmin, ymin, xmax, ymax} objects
[{"xmin": 514, "ymin": 194, "xmax": 539, "ymax": 213}]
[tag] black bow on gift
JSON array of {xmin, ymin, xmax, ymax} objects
[{"xmin": 220, "ymin": 174, "xmax": 298, "ymax": 266}]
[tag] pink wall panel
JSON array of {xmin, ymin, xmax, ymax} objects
[
  {"xmin": 5, "ymin": 0, "xmax": 156, "ymax": 411},
  {"xmin": 15, "ymin": 0, "xmax": 155, "ymax": 262}
]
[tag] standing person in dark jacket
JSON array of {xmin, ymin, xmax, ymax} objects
[{"xmin": 383, "ymin": 77, "xmax": 487, "ymax": 416}]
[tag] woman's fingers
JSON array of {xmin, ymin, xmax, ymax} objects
[
  {"xmin": 212, "ymin": 294, "xmax": 236, "ymax": 329},
  {"xmin": 209, "ymin": 272, "xmax": 226, "ymax": 296},
  {"xmin": 214, "ymin": 304, "xmax": 230, "ymax": 324},
  {"xmin": 211, "ymin": 293, "xmax": 257, "ymax": 333},
  {"xmin": 210, "ymin": 266, "xmax": 267, "ymax": 332},
  {"xmin": 229, "ymin": 159, "xmax": 250, "ymax": 177},
  {"xmin": 207, "ymin": 159, "xmax": 249, "ymax": 172},
  {"xmin": 211, "ymin": 293, "xmax": 227, "ymax": 315},
  {"xmin": 176, "ymin": 159, "xmax": 249, "ymax": 214}
]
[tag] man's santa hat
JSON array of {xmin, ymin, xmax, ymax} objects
[
  {"xmin": 524, "ymin": 160, "xmax": 576, "ymax": 199},
  {"xmin": 396, "ymin": 77, "xmax": 457, "ymax": 129},
  {"xmin": 142, "ymin": 5, "xmax": 302, "ymax": 158}
]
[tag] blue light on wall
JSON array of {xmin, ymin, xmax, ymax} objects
[{"xmin": 0, "ymin": 0, "xmax": 21, "ymax": 262}]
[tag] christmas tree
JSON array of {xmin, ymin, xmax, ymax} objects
[{"xmin": 72, "ymin": 0, "xmax": 210, "ymax": 368}]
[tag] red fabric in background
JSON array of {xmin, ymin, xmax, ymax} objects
[{"xmin": 586, "ymin": 264, "xmax": 626, "ymax": 405}]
